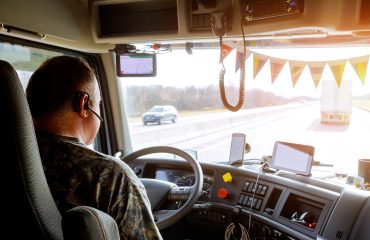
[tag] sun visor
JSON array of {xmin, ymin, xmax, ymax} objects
[{"xmin": 0, "ymin": 0, "xmax": 83, "ymax": 41}]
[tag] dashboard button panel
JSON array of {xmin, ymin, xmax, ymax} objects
[{"xmin": 243, "ymin": 180, "xmax": 269, "ymax": 196}]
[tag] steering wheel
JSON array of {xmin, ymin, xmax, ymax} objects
[{"xmin": 122, "ymin": 146, "xmax": 203, "ymax": 230}]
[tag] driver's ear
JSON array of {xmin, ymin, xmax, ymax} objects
[{"xmin": 74, "ymin": 93, "xmax": 89, "ymax": 119}]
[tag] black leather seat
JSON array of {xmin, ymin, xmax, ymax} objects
[
  {"xmin": 0, "ymin": 60, "xmax": 119, "ymax": 240},
  {"xmin": 62, "ymin": 206, "xmax": 120, "ymax": 240}
]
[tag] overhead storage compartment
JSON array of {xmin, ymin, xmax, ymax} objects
[
  {"xmin": 90, "ymin": 0, "xmax": 370, "ymax": 45},
  {"xmin": 97, "ymin": 0, "xmax": 178, "ymax": 37}
]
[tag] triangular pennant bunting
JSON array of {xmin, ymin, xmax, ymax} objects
[
  {"xmin": 236, "ymin": 41, "xmax": 252, "ymax": 57},
  {"xmin": 249, "ymin": 49, "xmax": 369, "ymax": 87},
  {"xmin": 349, "ymin": 55, "xmax": 369, "ymax": 85},
  {"xmin": 269, "ymin": 58, "xmax": 286, "ymax": 83},
  {"xmin": 253, "ymin": 53, "xmax": 267, "ymax": 79},
  {"xmin": 233, "ymin": 42, "xmax": 252, "ymax": 72},
  {"xmin": 288, "ymin": 61, "xmax": 305, "ymax": 87},
  {"xmin": 307, "ymin": 62, "xmax": 326, "ymax": 88},
  {"xmin": 219, "ymin": 43, "xmax": 234, "ymax": 64},
  {"xmin": 328, "ymin": 61, "xmax": 346, "ymax": 87},
  {"xmin": 235, "ymin": 51, "xmax": 244, "ymax": 73}
]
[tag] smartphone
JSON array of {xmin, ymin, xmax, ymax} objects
[{"xmin": 229, "ymin": 133, "xmax": 246, "ymax": 165}]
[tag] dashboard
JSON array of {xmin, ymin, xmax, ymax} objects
[{"xmin": 130, "ymin": 159, "xmax": 370, "ymax": 240}]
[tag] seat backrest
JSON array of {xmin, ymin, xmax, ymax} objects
[
  {"xmin": 0, "ymin": 60, "xmax": 63, "ymax": 239},
  {"xmin": 0, "ymin": 60, "xmax": 120, "ymax": 240}
]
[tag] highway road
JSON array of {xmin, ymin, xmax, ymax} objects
[{"xmin": 128, "ymin": 103, "xmax": 370, "ymax": 176}]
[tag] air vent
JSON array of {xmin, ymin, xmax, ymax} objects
[
  {"xmin": 336, "ymin": 230, "xmax": 343, "ymax": 239},
  {"xmin": 191, "ymin": 13, "xmax": 212, "ymax": 29}
]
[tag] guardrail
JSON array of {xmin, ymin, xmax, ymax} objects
[{"xmin": 131, "ymin": 102, "xmax": 317, "ymax": 149}]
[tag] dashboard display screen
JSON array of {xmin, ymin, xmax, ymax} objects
[
  {"xmin": 271, "ymin": 141, "xmax": 315, "ymax": 176},
  {"xmin": 155, "ymin": 169, "xmax": 195, "ymax": 186}
]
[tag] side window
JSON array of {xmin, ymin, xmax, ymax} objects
[
  {"xmin": 0, "ymin": 41, "xmax": 102, "ymax": 151},
  {"xmin": 0, "ymin": 42, "xmax": 62, "ymax": 90}
]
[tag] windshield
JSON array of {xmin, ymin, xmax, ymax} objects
[
  {"xmin": 149, "ymin": 107, "xmax": 164, "ymax": 112},
  {"xmin": 120, "ymin": 40, "xmax": 370, "ymax": 179}
]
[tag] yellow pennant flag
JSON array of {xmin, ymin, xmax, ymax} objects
[
  {"xmin": 307, "ymin": 62, "xmax": 326, "ymax": 88},
  {"xmin": 269, "ymin": 58, "xmax": 286, "ymax": 84},
  {"xmin": 328, "ymin": 61, "xmax": 346, "ymax": 87},
  {"xmin": 349, "ymin": 55, "xmax": 369, "ymax": 85},
  {"xmin": 288, "ymin": 61, "xmax": 305, "ymax": 87},
  {"xmin": 253, "ymin": 53, "xmax": 267, "ymax": 79}
]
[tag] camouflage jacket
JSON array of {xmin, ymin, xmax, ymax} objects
[{"xmin": 36, "ymin": 131, "xmax": 162, "ymax": 240}]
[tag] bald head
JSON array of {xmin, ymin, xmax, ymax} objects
[
  {"xmin": 26, "ymin": 56, "xmax": 102, "ymax": 145},
  {"xmin": 26, "ymin": 56, "xmax": 97, "ymax": 119}
]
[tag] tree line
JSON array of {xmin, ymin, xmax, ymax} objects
[{"xmin": 123, "ymin": 85, "xmax": 314, "ymax": 117}]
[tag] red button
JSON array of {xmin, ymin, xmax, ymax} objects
[{"xmin": 218, "ymin": 188, "xmax": 229, "ymax": 199}]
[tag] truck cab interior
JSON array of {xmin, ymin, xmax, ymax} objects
[{"xmin": 1, "ymin": 0, "xmax": 369, "ymax": 239}]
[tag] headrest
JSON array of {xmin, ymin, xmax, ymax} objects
[{"xmin": 62, "ymin": 206, "xmax": 120, "ymax": 240}]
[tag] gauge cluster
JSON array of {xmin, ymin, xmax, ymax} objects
[{"xmin": 144, "ymin": 166, "xmax": 214, "ymax": 202}]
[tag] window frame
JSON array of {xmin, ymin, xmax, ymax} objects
[{"xmin": 0, "ymin": 35, "xmax": 116, "ymax": 156}]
